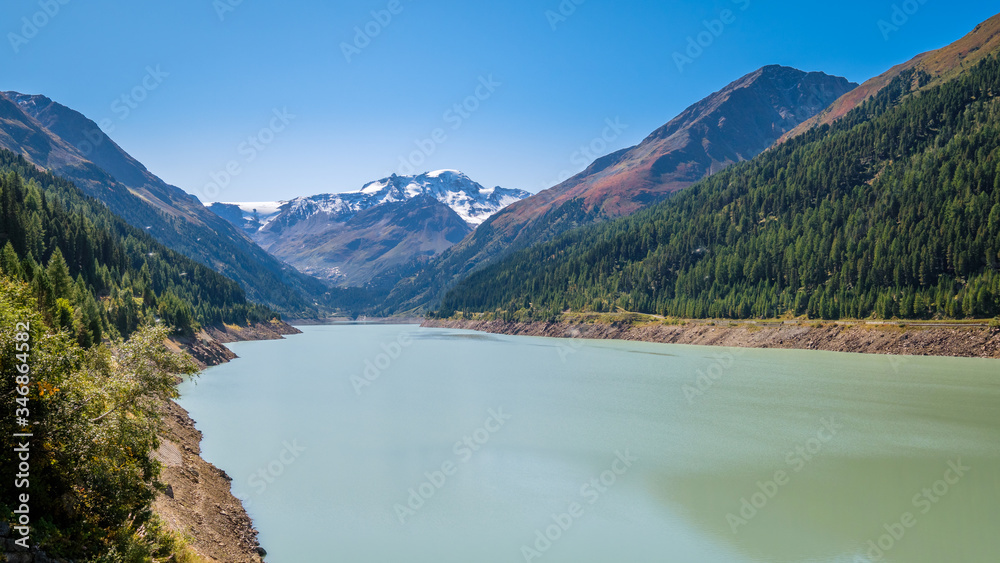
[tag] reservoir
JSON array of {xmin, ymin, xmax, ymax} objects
[{"xmin": 178, "ymin": 324, "xmax": 1000, "ymax": 562}]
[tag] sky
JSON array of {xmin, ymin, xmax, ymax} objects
[{"xmin": 1, "ymin": 0, "xmax": 998, "ymax": 203}]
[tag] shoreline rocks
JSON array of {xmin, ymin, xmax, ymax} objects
[
  {"xmin": 153, "ymin": 401, "xmax": 265, "ymax": 563},
  {"xmin": 421, "ymin": 319, "xmax": 1000, "ymax": 359},
  {"xmin": 168, "ymin": 319, "xmax": 302, "ymax": 369}
]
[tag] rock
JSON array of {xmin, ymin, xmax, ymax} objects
[
  {"xmin": 5, "ymin": 552, "xmax": 33, "ymax": 563},
  {"xmin": 422, "ymin": 318, "xmax": 998, "ymax": 359},
  {"xmin": 0, "ymin": 520, "xmax": 9, "ymax": 536},
  {"xmin": 255, "ymin": 546, "xmax": 268, "ymax": 557},
  {"xmin": 165, "ymin": 484, "xmax": 174, "ymax": 499}
]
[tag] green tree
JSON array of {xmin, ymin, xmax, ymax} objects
[{"xmin": 46, "ymin": 247, "xmax": 73, "ymax": 300}]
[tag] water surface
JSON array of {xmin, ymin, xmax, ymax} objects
[{"xmin": 178, "ymin": 325, "xmax": 1000, "ymax": 562}]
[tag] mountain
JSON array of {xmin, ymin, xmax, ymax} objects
[
  {"xmin": 506, "ymin": 65, "xmax": 857, "ymax": 221},
  {"xmin": 439, "ymin": 46, "xmax": 1000, "ymax": 321},
  {"xmin": 0, "ymin": 92, "xmax": 329, "ymax": 316},
  {"xmin": 208, "ymin": 170, "xmax": 529, "ymax": 286},
  {"xmin": 782, "ymin": 12, "xmax": 1000, "ymax": 141},
  {"xmin": 380, "ymin": 66, "xmax": 858, "ymax": 313}
]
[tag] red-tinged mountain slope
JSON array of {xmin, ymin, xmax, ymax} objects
[
  {"xmin": 498, "ymin": 65, "xmax": 856, "ymax": 226},
  {"xmin": 782, "ymin": 11, "xmax": 1000, "ymax": 142}
]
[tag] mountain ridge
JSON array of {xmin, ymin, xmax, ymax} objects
[
  {"xmin": 780, "ymin": 12, "xmax": 1000, "ymax": 142},
  {"xmin": 0, "ymin": 91, "xmax": 329, "ymax": 315}
]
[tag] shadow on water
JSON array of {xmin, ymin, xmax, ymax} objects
[
  {"xmin": 410, "ymin": 331, "xmax": 505, "ymax": 342},
  {"xmin": 626, "ymin": 350, "xmax": 680, "ymax": 358},
  {"xmin": 650, "ymin": 454, "xmax": 1000, "ymax": 562}
]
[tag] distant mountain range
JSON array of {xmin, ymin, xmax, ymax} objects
[
  {"xmin": 0, "ymin": 91, "xmax": 328, "ymax": 316},
  {"xmin": 380, "ymin": 65, "xmax": 858, "ymax": 313},
  {"xmin": 208, "ymin": 171, "xmax": 529, "ymax": 286}
]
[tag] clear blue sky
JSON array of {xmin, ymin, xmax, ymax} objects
[{"xmin": 2, "ymin": 0, "xmax": 997, "ymax": 202}]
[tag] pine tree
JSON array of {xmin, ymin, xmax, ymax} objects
[
  {"xmin": 0, "ymin": 242, "xmax": 22, "ymax": 278},
  {"xmin": 46, "ymin": 247, "xmax": 73, "ymax": 300}
]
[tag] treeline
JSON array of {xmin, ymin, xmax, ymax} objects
[
  {"xmin": 440, "ymin": 56, "xmax": 1000, "ymax": 321},
  {"xmin": 0, "ymin": 148, "xmax": 277, "ymax": 344}
]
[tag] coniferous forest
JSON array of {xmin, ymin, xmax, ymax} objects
[
  {"xmin": 439, "ymin": 56, "xmax": 1000, "ymax": 321},
  {"xmin": 0, "ymin": 148, "xmax": 278, "ymax": 345}
]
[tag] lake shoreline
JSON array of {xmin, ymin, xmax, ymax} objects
[
  {"xmin": 421, "ymin": 318, "xmax": 1000, "ymax": 359},
  {"xmin": 167, "ymin": 319, "xmax": 302, "ymax": 368},
  {"xmin": 153, "ymin": 319, "xmax": 300, "ymax": 561}
]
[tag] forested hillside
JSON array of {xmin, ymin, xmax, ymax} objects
[
  {"xmin": 0, "ymin": 147, "xmax": 277, "ymax": 345},
  {"xmin": 440, "ymin": 56, "xmax": 1000, "ymax": 321}
]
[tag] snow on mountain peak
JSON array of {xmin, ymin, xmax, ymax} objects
[
  {"xmin": 227, "ymin": 201, "xmax": 284, "ymax": 216},
  {"xmin": 360, "ymin": 179, "xmax": 388, "ymax": 194}
]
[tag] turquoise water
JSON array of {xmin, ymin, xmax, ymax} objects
[{"xmin": 177, "ymin": 324, "xmax": 1000, "ymax": 562}]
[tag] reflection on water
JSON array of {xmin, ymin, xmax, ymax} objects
[{"xmin": 179, "ymin": 325, "xmax": 1000, "ymax": 563}]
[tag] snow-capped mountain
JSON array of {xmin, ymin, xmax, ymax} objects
[
  {"xmin": 206, "ymin": 171, "xmax": 529, "ymax": 286},
  {"xmin": 208, "ymin": 170, "xmax": 529, "ymax": 237}
]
